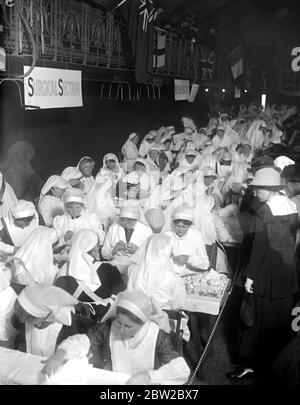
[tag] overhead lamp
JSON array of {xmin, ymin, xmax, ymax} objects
[
  {"xmin": 205, "ymin": 88, "xmax": 209, "ymax": 92},
  {"xmin": 244, "ymin": 89, "xmax": 248, "ymax": 93},
  {"xmin": 222, "ymin": 88, "xmax": 226, "ymax": 93}
]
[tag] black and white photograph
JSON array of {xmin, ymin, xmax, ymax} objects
[{"xmin": 0, "ymin": 0, "xmax": 300, "ymax": 390}]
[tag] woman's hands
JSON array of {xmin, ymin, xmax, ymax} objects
[
  {"xmin": 126, "ymin": 371, "xmax": 151, "ymax": 385},
  {"xmin": 40, "ymin": 349, "xmax": 68, "ymax": 377},
  {"xmin": 245, "ymin": 278, "xmax": 254, "ymax": 294}
]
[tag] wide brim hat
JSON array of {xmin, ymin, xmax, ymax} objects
[{"xmin": 251, "ymin": 167, "xmax": 283, "ymax": 188}]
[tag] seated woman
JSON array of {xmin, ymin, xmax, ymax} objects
[
  {"xmin": 145, "ymin": 146, "xmax": 160, "ymax": 172},
  {"xmin": 53, "ymin": 187, "xmax": 105, "ymax": 247},
  {"xmin": 58, "ymin": 228, "xmax": 125, "ymax": 304},
  {"xmin": 0, "ymin": 265, "xmax": 17, "ymax": 348},
  {"xmin": 97, "ymin": 153, "xmax": 125, "ymax": 186},
  {"xmin": 122, "ymin": 158, "xmax": 156, "ymax": 200},
  {"xmin": 127, "ymin": 234, "xmax": 186, "ymax": 311},
  {"xmin": 76, "ymin": 156, "xmax": 95, "ymax": 195},
  {"xmin": 193, "ymin": 193, "xmax": 229, "ymax": 272},
  {"xmin": 0, "ymin": 171, "xmax": 18, "ymax": 219},
  {"xmin": 11, "ymin": 226, "xmax": 60, "ymax": 286},
  {"xmin": 38, "ymin": 175, "xmax": 69, "ymax": 226},
  {"xmin": 41, "ymin": 291, "xmax": 190, "ymax": 385},
  {"xmin": 61, "ymin": 166, "xmax": 83, "ymax": 190},
  {"xmin": 13, "ymin": 284, "xmax": 78, "ymax": 357},
  {"xmin": 144, "ymin": 208, "xmax": 165, "ymax": 233},
  {"xmin": 85, "ymin": 176, "xmax": 117, "ymax": 232},
  {"xmin": 139, "ymin": 130, "xmax": 157, "ymax": 158},
  {"xmin": 165, "ymin": 206, "xmax": 210, "ymax": 276},
  {"xmin": 121, "ymin": 133, "xmax": 139, "ymax": 173},
  {"xmin": 101, "ymin": 205, "xmax": 152, "ymax": 264},
  {"xmin": 0, "ymin": 200, "xmax": 42, "ymax": 255}
]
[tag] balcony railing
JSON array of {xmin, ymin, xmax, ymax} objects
[{"xmin": 1, "ymin": 0, "xmax": 232, "ymax": 84}]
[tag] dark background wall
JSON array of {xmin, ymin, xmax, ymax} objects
[{"xmin": 0, "ymin": 62, "xmax": 210, "ymax": 184}]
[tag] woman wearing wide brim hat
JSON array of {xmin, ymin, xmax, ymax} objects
[{"xmin": 226, "ymin": 167, "xmax": 299, "ymax": 382}]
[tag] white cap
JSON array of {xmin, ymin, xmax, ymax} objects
[
  {"xmin": 203, "ymin": 166, "xmax": 217, "ymax": 177},
  {"xmin": 172, "ymin": 206, "xmax": 194, "ymax": 222},
  {"xmin": 11, "ymin": 200, "xmax": 36, "ymax": 219},
  {"xmin": 185, "ymin": 149, "xmax": 197, "ymax": 157},
  {"xmin": 63, "ymin": 187, "xmax": 85, "ymax": 204},
  {"xmin": 120, "ymin": 205, "xmax": 140, "ymax": 220}
]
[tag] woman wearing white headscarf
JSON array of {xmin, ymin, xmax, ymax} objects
[
  {"xmin": 98, "ymin": 153, "xmax": 125, "ymax": 185},
  {"xmin": 139, "ymin": 130, "xmax": 157, "ymax": 158},
  {"xmin": 61, "ymin": 229, "xmax": 101, "ymax": 292},
  {"xmin": 193, "ymin": 193, "xmax": 229, "ymax": 272},
  {"xmin": 0, "ymin": 266, "xmax": 17, "ymax": 347},
  {"xmin": 166, "ymin": 206, "xmax": 210, "ymax": 276},
  {"xmin": 85, "ymin": 176, "xmax": 117, "ymax": 232},
  {"xmin": 14, "ymin": 284, "xmax": 78, "ymax": 357},
  {"xmin": 0, "ymin": 172, "xmax": 18, "ymax": 219},
  {"xmin": 200, "ymin": 143, "xmax": 217, "ymax": 169},
  {"xmin": 53, "ymin": 187, "xmax": 105, "ymax": 247},
  {"xmin": 76, "ymin": 156, "xmax": 95, "ymax": 195},
  {"xmin": 245, "ymin": 119, "xmax": 266, "ymax": 151},
  {"xmin": 102, "ymin": 205, "xmax": 152, "ymax": 264},
  {"xmin": 0, "ymin": 200, "xmax": 41, "ymax": 255},
  {"xmin": 124, "ymin": 158, "xmax": 156, "ymax": 199},
  {"xmin": 42, "ymin": 290, "xmax": 190, "ymax": 385},
  {"xmin": 121, "ymin": 133, "xmax": 139, "ymax": 173},
  {"xmin": 12, "ymin": 226, "xmax": 59, "ymax": 286},
  {"xmin": 127, "ymin": 234, "xmax": 186, "ymax": 310},
  {"xmin": 61, "ymin": 167, "xmax": 83, "ymax": 190},
  {"xmin": 38, "ymin": 175, "xmax": 69, "ymax": 226}
]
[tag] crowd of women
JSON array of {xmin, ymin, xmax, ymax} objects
[{"xmin": 0, "ymin": 101, "xmax": 299, "ymax": 385}]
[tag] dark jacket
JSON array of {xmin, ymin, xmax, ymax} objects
[{"xmin": 244, "ymin": 201, "xmax": 298, "ymax": 299}]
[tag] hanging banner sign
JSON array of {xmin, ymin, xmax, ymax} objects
[
  {"xmin": 174, "ymin": 79, "xmax": 190, "ymax": 101},
  {"xmin": 23, "ymin": 66, "xmax": 83, "ymax": 109},
  {"xmin": 188, "ymin": 84, "xmax": 199, "ymax": 102}
]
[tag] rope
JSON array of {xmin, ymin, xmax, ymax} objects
[
  {"xmin": 187, "ymin": 283, "xmax": 232, "ymax": 385},
  {"xmin": 187, "ymin": 244, "xmax": 242, "ymax": 385}
]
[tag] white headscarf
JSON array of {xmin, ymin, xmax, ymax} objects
[
  {"xmin": 5, "ymin": 200, "xmax": 39, "ymax": 248},
  {"xmin": 129, "ymin": 234, "xmax": 173, "ymax": 297},
  {"xmin": 76, "ymin": 156, "xmax": 94, "ymax": 171},
  {"xmin": 14, "ymin": 226, "xmax": 58, "ymax": 285},
  {"xmin": 121, "ymin": 133, "xmax": 138, "ymax": 156},
  {"xmin": 85, "ymin": 176, "xmax": 116, "ymax": 225},
  {"xmin": 61, "ymin": 167, "xmax": 82, "ymax": 182},
  {"xmin": 17, "ymin": 284, "xmax": 78, "ymax": 325},
  {"xmin": 67, "ymin": 229, "xmax": 100, "ymax": 288},
  {"xmin": 40, "ymin": 175, "xmax": 69, "ymax": 197},
  {"xmin": 99, "ymin": 153, "xmax": 121, "ymax": 175}
]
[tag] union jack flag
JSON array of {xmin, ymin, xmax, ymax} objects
[
  {"xmin": 139, "ymin": 0, "xmax": 155, "ymax": 32},
  {"xmin": 199, "ymin": 46, "xmax": 215, "ymax": 80}
]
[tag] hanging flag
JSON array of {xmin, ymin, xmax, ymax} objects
[
  {"xmin": 277, "ymin": 68, "xmax": 300, "ymax": 96},
  {"xmin": 199, "ymin": 46, "xmax": 215, "ymax": 80},
  {"xmin": 121, "ymin": 0, "xmax": 155, "ymax": 83},
  {"xmin": 0, "ymin": 47, "xmax": 5, "ymax": 71},
  {"xmin": 153, "ymin": 32, "xmax": 166, "ymax": 68},
  {"xmin": 227, "ymin": 44, "xmax": 243, "ymax": 80}
]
